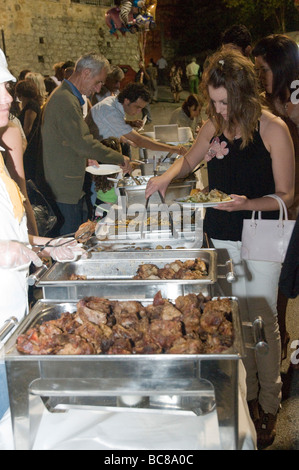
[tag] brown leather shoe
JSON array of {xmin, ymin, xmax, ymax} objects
[{"xmin": 256, "ymin": 409, "xmax": 277, "ymax": 449}]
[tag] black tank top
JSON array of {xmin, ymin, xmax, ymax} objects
[{"xmin": 204, "ymin": 123, "xmax": 278, "ymax": 241}]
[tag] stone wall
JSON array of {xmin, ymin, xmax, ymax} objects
[{"xmin": 1, "ymin": 0, "xmax": 140, "ymax": 77}]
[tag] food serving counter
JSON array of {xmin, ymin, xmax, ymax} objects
[
  {"xmin": 3, "ymin": 295, "xmax": 250, "ymax": 450},
  {"xmin": 1, "ymin": 222, "xmax": 261, "ymax": 450}
]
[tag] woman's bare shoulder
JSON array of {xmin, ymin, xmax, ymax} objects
[
  {"xmin": 260, "ymin": 108, "xmax": 288, "ymax": 132},
  {"xmin": 260, "ymin": 109, "xmax": 290, "ymax": 141}
]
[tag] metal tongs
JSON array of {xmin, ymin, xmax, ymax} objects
[
  {"xmin": 34, "ymin": 223, "xmax": 95, "ymax": 255},
  {"xmin": 140, "ymin": 197, "xmax": 150, "ymax": 239},
  {"xmin": 158, "ymin": 191, "xmax": 178, "ymax": 239},
  {"xmin": 33, "ymin": 232, "xmax": 76, "ymax": 256},
  {"xmin": 140, "ymin": 191, "xmax": 178, "ymax": 239}
]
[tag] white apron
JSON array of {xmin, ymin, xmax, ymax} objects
[{"xmin": 0, "ymin": 176, "xmax": 29, "ymax": 326}]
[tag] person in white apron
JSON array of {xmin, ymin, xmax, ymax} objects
[{"xmin": 0, "ymin": 51, "xmax": 86, "ymax": 422}]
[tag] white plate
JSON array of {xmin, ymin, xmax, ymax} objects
[
  {"xmin": 175, "ymin": 198, "xmax": 232, "ymax": 208},
  {"xmin": 85, "ymin": 164, "xmax": 122, "ymax": 176}
]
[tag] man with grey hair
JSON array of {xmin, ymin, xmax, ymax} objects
[
  {"xmin": 91, "ymin": 64, "xmax": 124, "ymax": 105},
  {"xmin": 42, "ymin": 52, "xmax": 131, "ymax": 235}
]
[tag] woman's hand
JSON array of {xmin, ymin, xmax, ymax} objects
[
  {"xmin": 173, "ymin": 146, "xmax": 187, "ymax": 156},
  {"xmin": 214, "ymin": 194, "xmax": 248, "ymax": 212},
  {"xmin": 145, "ymin": 175, "xmax": 170, "ymax": 199}
]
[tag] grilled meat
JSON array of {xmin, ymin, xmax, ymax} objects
[
  {"xmin": 75, "ymin": 219, "xmax": 97, "ymax": 243},
  {"xmin": 133, "ymin": 258, "xmax": 208, "ymax": 280},
  {"xmin": 17, "ymin": 293, "xmax": 234, "ymax": 355}
]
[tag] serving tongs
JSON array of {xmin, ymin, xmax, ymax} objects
[
  {"xmin": 158, "ymin": 191, "xmax": 178, "ymax": 239},
  {"xmin": 28, "ymin": 228, "xmax": 95, "ymax": 285},
  {"xmin": 33, "ymin": 232, "xmax": 77, "ymax": 256},
  {"xmin": 140, "ymin": 197, "xmax": 150, "ymax": 239},
  {"xmin": 140, "ymin": 191, "xmax": 179, "ymax": 239},
  {"xmin": 33, "ymin": 221, "xmax": 97, "ymax": 257}
]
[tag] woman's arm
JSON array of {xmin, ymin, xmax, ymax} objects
[
  {"xmin": 145, "ymin": 119, "xmax": 215, "ymax": 198},
  {"xmin": 1, "ymin": 123, "xmax": 39, "ymax": 235},
  {"xmin": 23, "ymin": 109, "xmax": 37, "ymax": 136}
]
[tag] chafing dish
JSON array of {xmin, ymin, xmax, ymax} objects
[
  {"xmin": 85, "ymin": 233, "xmax": 202, "ymax": 251},
  {"xmin": 4, "ymin": 295, "xmax": 246, "ymax": 450},
  {"xmin": 35, "ymin": 249, "xmax": 218, "ymax": 300},
  {"xmin": 120, "ymin": 175, "xmax": 196, "ymax": 206}
]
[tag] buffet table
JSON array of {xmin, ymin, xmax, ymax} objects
[{"xmin": 0, "ymin": 198, "xmax": 259, "ymax": 451}]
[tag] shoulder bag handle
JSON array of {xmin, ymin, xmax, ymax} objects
[{"xmin": 251, "ymin": 194, "xmax": 288, "ymax": 222}]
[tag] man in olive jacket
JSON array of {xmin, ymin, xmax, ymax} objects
[{"xmin": 42, "ymin": 52, "xmax": 131, "ymax": 235}]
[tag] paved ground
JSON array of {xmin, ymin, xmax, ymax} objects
[{"xmin": 145, "ymin": 85, "xmax": 299, "ymax": 451}]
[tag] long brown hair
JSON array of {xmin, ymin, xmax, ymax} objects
[{"xmin": 201, "ymin": 47, "xmax": 262, "ymax": 148}]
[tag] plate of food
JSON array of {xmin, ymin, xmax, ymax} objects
[
  {"xmin": 85, "ymin": 164, "xmax": 122, "ymax": 176},
  {"xmin": 175, "ymin": 189, "xmax": 232, "ymax": 207}
]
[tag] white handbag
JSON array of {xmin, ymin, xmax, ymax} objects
[{"xmin": 241, "ymin": 194, "xmax": 295, "ymax": 263}]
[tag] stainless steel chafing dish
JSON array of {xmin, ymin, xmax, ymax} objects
[
  {"xmin": 86, "ymin": 234, "xmax": 203, "ymax": 251},
  {"xmin": 34, "ymin": 249, "xmax": 223, "ymax": 300},
  {"xmin": 4, "ymin": 296, "xmax": 247, "ymax": 450},
  {"xmin": 120, "ymin": 175, "xmax": 196, "ymax": 206}
]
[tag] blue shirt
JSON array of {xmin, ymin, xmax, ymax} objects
[{"xmin": 64, "ymin": 79, "xmax": 85, "ymax": 106}]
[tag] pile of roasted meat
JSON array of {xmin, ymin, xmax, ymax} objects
[
  {"xmin": 133, "ymin": 258, "xmax": 208, "ymax": 280},
  {"xmin": 17, "ymin": 292, "xmax": 234, "ymax": 356}
]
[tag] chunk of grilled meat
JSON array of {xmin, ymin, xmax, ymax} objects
[{"xmin": 75, "ymin": 219, "xmax": 97, "ymax": 243}]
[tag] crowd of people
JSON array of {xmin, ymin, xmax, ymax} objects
[{"xmin": 0, "ymin": 23, "xmax": 298, "ymax": 451}]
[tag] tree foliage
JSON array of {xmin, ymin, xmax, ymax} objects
[{"xmin": 223, "ymin": 0, "xmax": 298, "ymax": 32}]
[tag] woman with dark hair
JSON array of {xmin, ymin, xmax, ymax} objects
[
  {"xmin": 253, "ymin": 34, "xmax": 299, "ymax": 363},
  {"xmin": 169, "ymin": 93, "xmax": 204, "ymax": 137},
  {"xmin": 253, "ymin": 34, "xmax": 299, "ymax": 220},
  {"xmin": 15, "ymin": 79, "xmax": 41, "ymax": 182},
  {"xmin": 146, "ymin": 47, "xmax": 295, "ymax": 449}
]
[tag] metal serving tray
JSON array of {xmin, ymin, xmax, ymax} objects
[
  {"xmin": 5, "ymin": 296, "xmax": 244, "ymax": 359},
  {"xmin": 4, "ymin": 296, "xmax": 244, "ymax": 450},
  {"xmin": 122, "ymin": 175, "xmax": 196, "ymax": 206},
  {"xmin": 36, "ymin": 249, "xmax": 217, "ymax": 300},
  {"xmin": 86, "ymin": 235, "xmax": 203, "ymax": 251}
]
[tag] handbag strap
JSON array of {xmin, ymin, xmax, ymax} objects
[
  {"xmin": 263, "ymin": 194, "xmax": 288, "ymax": 221},
  {"xmin": 251, "ymin": 194, "xmax": 288, "ymax": 222}
]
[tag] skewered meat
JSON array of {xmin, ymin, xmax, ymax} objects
[{"xmin": 17, "ymin": 293, "xmax": 234, "ymax": 355}]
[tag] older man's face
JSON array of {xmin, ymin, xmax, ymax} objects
[
  {"xmin": 0, "ymin": 83, "xmax": 12, "ymax": 128},
  {"xmin": 82, "ymin": 68, "xmax": 107, "ymax": 96}
]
